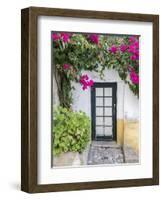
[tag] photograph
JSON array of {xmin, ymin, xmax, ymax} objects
[
  {"xmin": 52, "ymin": 32, "xmax": 140, "ymax": 167},
  {"xmin": 21, "ymin": 7, "xmax": 159, "ymax": 193}
]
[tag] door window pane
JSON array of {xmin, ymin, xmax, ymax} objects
[
  {"xmin": 96, "ymin": 127, "xmax": 103, "ymax": 136},
  {"xmin": 96, "ymin": 117, "xmax": 103, "ymax": 125},
  {"xmin": 96, "ymin": 98, "xmax": 103, "ymax": 106},
  {"xmin": 104, "ymin": 98, "xmax": 112, "ymax": 106},
  {"xmin": 104, "ymin": 127, "xmax": 112, "ymax": 136},
  {"xmin": 104, "ymin": 107, "xmax": 112, "ymax": 116},
  {"xmin": 104, "ymin": 117, "xmax": 112, "ymax": 126},
  {"xmin": 105, "ymin": 88, "xmax": 112, "ymax": 96},
  {"xmin": 96, "ymin": 107, "xmax": 103, "ymax": 116},
  {"xmin": 96, "ymin": 88, "xmax": 103, "ymax": 96}
]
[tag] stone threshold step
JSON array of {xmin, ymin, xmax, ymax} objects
[{"xmin": 91, "ymin": 141, "xmax": 122, "ymax": 148}]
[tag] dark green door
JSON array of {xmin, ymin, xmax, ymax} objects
[{"xmin": 91, "ymin": 82, "xmax": 117, "ymax": 141}]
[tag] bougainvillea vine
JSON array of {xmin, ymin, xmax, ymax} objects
[{"xmin": 52, "ymin": 32, "xmax": 139, "ymax": 108}]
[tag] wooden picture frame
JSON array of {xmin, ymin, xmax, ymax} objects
[{"xmin": 21, "ymin": 7, "xmax": 159, "ymax": 193}]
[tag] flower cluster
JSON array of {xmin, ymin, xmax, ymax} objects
[
  {"xmin": 52, "ymin": 32, "xmax": 71, "ymax": 43},
  {"xmin": 109, "ymin": 45, "xmax": 118, "ymax": 54},
  {"xmin": 120, "ymin": 44, "xmax": 128, "ymax": 53},
  {"xmin": 53, "ymin": 32, "xmax": 139, "ymax": 97},
  {"xmin": 80, "ymin": 74, "xmax": 94, "ymax": 90},
  {"xmin": 60, "ymin": 33, "xmax": 71, "ymax": 43},
  {"xmin": 128, "ymin": 66, "xmax": 139, "ymax": 84},
  {"xmin": 89, "ymin": 34, "xmax": 99, "ymax": 44},
  {"xmin": 52, "ymin": 33, "xmax": 60, "ymax": 41},
  {"xmin": 63, "ymin": 63, "xmax": 70, "ymax": 70},
  {"xmin": 130, "ymin": 71, "xmax": 139, "ymax": 84},
  {"xmin": 108, "ymin": 36, "xmax": 139, "ymax": 60},
  {"xmin": 128, "ymin": 36, "xmax": 139, "ymax": 61},
  {"xmin": 107, "ymin": 36, "xmax": 139, "ymax": 87}
]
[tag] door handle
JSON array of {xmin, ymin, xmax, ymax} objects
[{"xmin": 113, "ymin": 103, "xmax": 116, "ymax": 113}]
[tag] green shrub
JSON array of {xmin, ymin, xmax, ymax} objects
[{"xmin": 53, "ymin": 106, "xmax": 91, "ymax": 156}]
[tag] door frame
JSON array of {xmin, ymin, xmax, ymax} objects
[{"xmin": 91, "ymin": 82, "xmax": 117, "ymax": 141}]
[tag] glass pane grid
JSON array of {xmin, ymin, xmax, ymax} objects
[{"xmin": 95, "ymin": 86, "xmax": 113, "ymax": 138}]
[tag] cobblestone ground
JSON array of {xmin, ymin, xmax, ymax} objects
[
  {"xmin": 53, "ymin": 142, "xmax": 139, "ymax": 167},
  {"xmin": 87, "ymin": 141, "xmax": 124, "ymax": 165},
  {"xmin": 123, "ymin": 146, "xmax": 139, "ymax": 163},
  {"xmin": 87, "ymin": 141, "xmax": 139, "ymax": 165}
]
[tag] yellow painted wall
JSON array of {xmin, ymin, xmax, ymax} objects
[
  {"xmin": 117, "ymin": 119, "xmax": 124, "ymax": 146},
  {"xmin": 124, "ymin": 120, "xmax": 139, "ymax": 153},
  {"xmin": 117, "ymin": 119, "xmax": 139, "ymax": 153}
]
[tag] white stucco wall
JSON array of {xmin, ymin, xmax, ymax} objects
[{"xmin": 71, "ymin": 69, "xmax": 139, "ymax": 120}]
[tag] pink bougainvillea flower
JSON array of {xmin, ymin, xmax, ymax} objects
[
  {"xmin": 89, "ymin": 34, "xmax": 99, "ymax": 44},
  {"xmin": 80, "ymin": 74, "xmax": 94, "ymax": 90},
  {"xmin": 60, "ymin": 33, "xmax": 71, "ymax": 43},
  {"xmin": 129, "ymin": 36, "xmax": 136, "ymax": 43},
  {"xmin": 128, "ymin": 38, "xmax": 139, "ymax": 61},
  {"xmin": 109, "ymin": 45, "xmax": 118, "ymax": 54},
  {"xmin": 130, "ymin": 54, "xmax": 137, "ymax": 61},
  {"xmin": 133, "ymin": 41, "xmax": 139, "ymax": 49},
  {"xmin": 120, "ymin": 44, "xmax": 128, "ymax": 53},
  {"xmin": 52, "ymin": 33, "xmax": 60, "ymax": 41},
  {"xmin": 82, "ymin": 85, "xmax": 87, "ymax": 90},
  {"xmin": 130, "ymin": 71, "xmax": 139, "ymax": 84},
  {"xmin": 87, "ymin": 79, "xmax": 94, "ymax": 86},
  {"xmin": 84, "ymin": 74, "xmax": 89, "ymax": 80},
  {"xmin": 134, "ymin": 51, "xmax": 139, "ymax": 59},
  {"xmin": 63, "ymin": 63, "xmax": 70, "ymax": 70},
  {"xmin": 80, "ymin": 74, "xmax": 89, "ymax": 80},
  {"xmin": 128, "ymin": 36, "xmax": 139, "ymax": 52},
  {"xmin": 128, "ymin": 44, "xmax": 137, "ymax": 54}
]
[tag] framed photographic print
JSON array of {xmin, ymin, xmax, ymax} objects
[{"xmin": 21, "ymin": 7, "xmax": 159, "ymax": 193}]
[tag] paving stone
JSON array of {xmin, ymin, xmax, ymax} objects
[
  {"xmin": 123, "ymin": 146, "xmax": 139, "ymax": 163},
  {"xmin": 87, "ymin": 141, "xmax": 124, "ymax": 165}
]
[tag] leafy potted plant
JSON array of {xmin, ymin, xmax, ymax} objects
[{"xmin": 53, "ymin": 106, "xmax": 91, "ymax": 166}]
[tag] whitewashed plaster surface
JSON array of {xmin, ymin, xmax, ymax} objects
[{"xmin": 71, "ymin": 69, "xmax": 139, "ymax": 120}]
